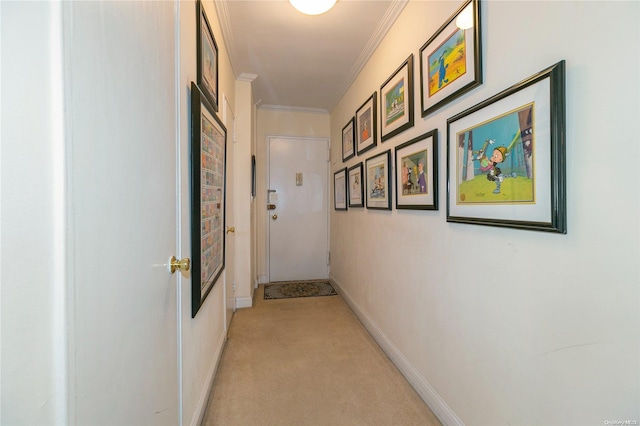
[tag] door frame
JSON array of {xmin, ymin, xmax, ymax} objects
[{"xmin": 265, "ymin": 135, "xmax": 330, "ymax": 283}]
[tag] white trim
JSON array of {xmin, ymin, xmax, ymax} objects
[
  {"xmin": 258, "ymin": 275, "xmax": 269, "ymax": 284},
  {"xmin": 330, "ymin": 275, "xmax": 464, "ymax": 426},
  {"xmin": 174, "ymin": 2, "xmax": 183, "ymax": 424},
  {"xmin": 235, "ymin": 296, "xmax": 253, "ymax": 309},
  {"xmin": 259, "ymin": 104, "xmax": 329, "ymax": 115},
  {"xmin": 189, "ymin": 330, "xmax": 227, "ymax": 426}
]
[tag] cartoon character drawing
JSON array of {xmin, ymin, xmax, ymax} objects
[
  {"xmin": 473, "ymin": 138, "xmax": 516, "ymax": 194},
  {"xmin": 438, "ymin": 54, "xmax": 449, "ymax": 88},
  {"xmin": 417, "ymin": 161, "xmax": 427, "ymax": 193},
  {"xmin": 473, "ymin": 139, "xmax": 495, "ymax": 172}
]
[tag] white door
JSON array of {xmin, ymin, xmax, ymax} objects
[
  {"xmin": 67, "ymin": 2, "xmax": 179, "ymax": 424},
  {"xmin": 268, "ymin": 137, "xmax": 329, "ymax": 282},
  {"xmin": 223, "ymin": 96, "xmax": 236, "ymax": 331}
]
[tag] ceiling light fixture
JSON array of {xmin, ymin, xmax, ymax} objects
[
  {"xmin": 455, "ymin": 3, "xmax": 474, "ymax": 30},
  {"xmin": 289, "ymin": 0, "xmax": 337, "ymax": 16}
]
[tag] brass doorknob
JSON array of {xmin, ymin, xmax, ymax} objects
[
  {"xmin": 226, "ymin": 226, "xmax": 235, "ymax": 234},
  {"xmin": 272, "ymin": 214, "xmax": 278, "ymax": 220},
  {"xmin": 169, "ymin": 256, "xmax": 190, "ymax": 274}
]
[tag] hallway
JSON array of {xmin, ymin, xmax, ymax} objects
[{"xmin": 202, "ymin": 285, "xmax": 441, "ymax": 425}]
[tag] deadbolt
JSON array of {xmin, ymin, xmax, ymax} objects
[{"xmin": 272, "ymin": 214, "xmax": 278, "ymax": 220}]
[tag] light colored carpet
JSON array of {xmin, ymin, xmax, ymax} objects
[{"xmin": 201, "ymin": 284, "xmax": 441, "ymax": 426}]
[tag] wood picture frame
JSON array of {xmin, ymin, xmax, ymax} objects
[
  {"xmin": 365, "ymin": 149, "xmax": 392, "ymax": 210},
  {"xmin": 197, "ymin": 0, "xmax": 219, "ymax": 111},
  {"xmin": 381, "ymin": 54, "xmax": 414, "ymax": 142},
  {"xmin": 395, "ymin": 129, "xmax": 438, "ymax": 210},
  {"xmin": 190, "ymin": 82, "xmax": 227, "ymax": 317},
  {"xmin": 356, "ymin": 93, "xmax": 377, "ymax": 155},
  {"xmin": 419, "ymin": 0, "xmax": 482, "ymax": 117},
  {"xmin": 446, "ymin": 61, "xmax": 566, "ymax": 233}
]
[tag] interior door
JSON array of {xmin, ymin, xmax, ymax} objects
[
  {"xmin": 268, "ymin": 137, "xmax": 329, "ymax": 282},
  {"xmin": 223, "ymin": 95, "xmax": 236, "ymax": 331},
  {"xmin": 67, "ymin": 2, "xmax": 179, "ymax": 424}
]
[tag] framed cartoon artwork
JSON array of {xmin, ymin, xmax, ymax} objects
[
  {"xmin": 419, "ymin": 0, "xmax": 482, "ymax": 117},
  {"xmin": 197, "ymin": 0, "xmax": 219, "ymax": 111},
  {"xmin": 365, "ymin": 149, "xmax": 392, "ymax": 210},
  {"xmin": 348, "ymin": 162, "xmax": 364, "ymax": 208},
  {"xmin": 446, "ymin": 60, "xmax": 566, "ymax": 233},
  {"xmin": 342, "ymin": 117, "xmax": 355, "ymax": 162},
  {"xmin": 395, "ymin": 129, "xmax": 438, "ymax": 210},
  {"xmin": 356, "ymin": 93, "xmax": 377, "ymax": 155},
  {"xmin": 381, "ymin": 54, "xmax": 414, "ymax": 142},
  {"xmin": 334, "ymin": 168, "xmax": 348, "ymax": 211},
  {"xmin": 190, "ymin": 82, "xmax": 227, "ymax": 317}
]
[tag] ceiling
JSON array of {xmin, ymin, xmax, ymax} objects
[{"xmin": 215, "ymin": 0, "xmax": 408, "ymax": 113}]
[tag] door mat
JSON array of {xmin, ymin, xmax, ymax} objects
[{"xmin": 264, "ymin": 280, "xmax": 337, "ymax": 300}]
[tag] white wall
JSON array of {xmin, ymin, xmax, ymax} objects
[
  {"xmin": 1, "ymin": 2, "xmax": 66, "ymax": 424},
  {"xmin": 255, "ymin": 109, "xmax": 330, "ymax": 283},
  {"xmin": 179, "ymin": 1, "xmax": 236, "ymax": 425},
  {"xmin": 233, "ymin": 79, "xmax": 256, "ymax": 306},
  {"xmin": 330, "ymin": 1, "xmax": 640, "ymax": 425}
]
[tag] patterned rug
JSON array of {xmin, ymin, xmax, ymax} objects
[{"xmin": 264, "ymin": 280, "xmax": 337, "ymax": 300}]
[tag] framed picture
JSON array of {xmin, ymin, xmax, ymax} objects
[
  {"xmin": 342, "ymin": 117, "xmax": 355, "ymax": 162},
  {"xmin": 395, "ymin": 129, "xmax": 438, "ymax": 210},
  {"xmin": 190, "ymin": 82, "xmax": 227, "ymax": 317},
  {"xmin": 419, "ymin": 0, "xmax": 482, "ymax": 117},
  {"xmin": 334, "ymin": 168, "xmax": 348, "ymax": 211},
  {"xmin": 356, "ymin": 93, "xmax": 377, "ymax": 155},
  {"xmin": 197, "ymin": 0, "xmax": 219, "ymax": 111},
  {"xmin": 365, "ymin": 150, "xmax": 392, "ymax": 210},
  {"xmin": 251, "ymin": 154, "xmax": 256, "ymax": 197},
  {"xmin": 446, "ymin": 60, "xmax": 566, "ymax": 233},
  {"xmin": 381, "ymin": 54, "xmax": 414, "ymax": 142},
  {"xmin": 348, "ymin": 162, "xmax": 364, "ymax": 208}
]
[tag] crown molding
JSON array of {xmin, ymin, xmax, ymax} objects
[
  {"xmin": 213, "ymin": 0, "xmax": 238, "ymax": 77},
  {"xmin": 259, "ymin": 104, "xmax": 329, "ymax": 115},
  {"xmin": 328, "ymin": 0, "xmax": 408, "ymax": 112}
]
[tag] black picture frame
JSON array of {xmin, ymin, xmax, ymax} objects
[
  {"xmin": 251, "ymin": 154, "xmax": 256, "ymax": 197},
  {"xmin": 190, "ymin": 82, "xmax": 227, "ymax": 317},
  {"xmin": 342, "ymin": 117, "xmax": 356, "ymax": 162},
  {"xmin": 381, "ymin": 54, "xmax": 414, "ymax": 142},
  {"xmin": 419, "ymin": 0, "xmax": 482, "ymax": 117},
  {"xmin": 365, "ymin": 149, "xmax": 392, "ymax": 210},
  {"xmin": 395, "ymin": 129, "xmax": 439, "ymax": 210},
  {"xmin": 356, "ymin": 92, "xmax": 377, "ymax": 155},
  {"xmin": 446, "ymin": 60, "xmax": 566, "ymax": 233},
  {"xmin": 197, "ymin": 0, "xmax": 219, "ymax": 111},
  {"xmin": 334, "ymin": 167, "xmax": 348, "ymax": 211},
  {"xmin": 348, "ymin": 162, "xmax": 364, "ymax": 208}
]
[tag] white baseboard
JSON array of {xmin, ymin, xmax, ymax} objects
[
  {"xmin": 235, "ymin": 296, "xmax": 253, "ymax": 309},
  {"xmin": 329, "ymin": 275, "xmax": 464, "ymax": 426},
  {"xmin": 190, "ymin": 330, "xmax": 227, "ymax": 426},
  {"xmin": 258, "ymin": 275, "xmax": 268, "ymax": 284}
]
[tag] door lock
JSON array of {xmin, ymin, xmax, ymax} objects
[
  {"xmin": 226, "ymin": 226, "xmax": 235, "ymax": 234},
  {"xmin": 272, "ymin": 214, "xmax": 278, "ymax": 220},
  {"xmin": 267, "ymin": 204, "xmax": 276, "ymax": 210},
  {"xmin": 169, "ymin": 256, "xmax": 191, "ymax": 274}
]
